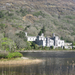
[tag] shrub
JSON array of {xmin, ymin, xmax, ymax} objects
[
  {"xmin": 20, "ymin": 8, "xmax": 29, "ymax": 16},
  {"xmin": 16, "ymin": 31, "xmax": 27, "ymax": 41},
  {"xmin": 72, "ymin": 47, "xmax": 75, "ymax": 50},
  {"xmin": 8, "ymin": 13, "xmax": 14, "ymax": 16},
  {"xmin": 50, "ymin": 46, "xmax": 54, "ymax": 49},
  {"xmin": 33, "ymin": 11, "xmax": 45, "ymax": 17},
  {"xmin": 0, "ymin": 51, "xmax": 8, "ymax": 58},
  {"xmin": 0, "ymin": 38, "xmax": 16, "ymax": 52},
  {"xmin": 73, "ymin": 42, "xmax": 75, "ymax": 46},
  {"xmin": 65, "ymin": 15, "xmax": 75, "ymax": 19},
  {"xmin": 0, "ymin": 23, "xmax": 5, "ymax": 29},
  {"xmin": 0, "ymin": 11, "xmax": 4, "ymax": 18},
  {"xmin": 14, "ymin": 37, "xmax": 27, "ymax": 49},
  {"xmin": 35, "ymin": 44, "xmax": 39, "ymax": 50},
  {"xmin": 55, "ymin": 47, "xmax": 63, "ymax": 50},
  {"xmin": 38, "ymin": 46, "xmax": 43, "ymax": 50},
  {"xmin": 38, "ymin": 26, "xmax": 45, "ymax": 35},
  {"xmin": 43, "ymin": 46, "xmax": 50, "ymax": 50},
  {"xmin": 6, "ymin": 52, "xmax": 23, "ymax": 59},
  {"xmin": 24, "ymin": 25, "xmax": 30, "ymax": 31},
  {"xmin": 71, "ymin": 32, "xmax": 75, "ymax": 35}
]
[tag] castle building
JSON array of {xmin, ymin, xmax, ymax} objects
[{"xmin": 25, "ymin": 32, "xmax": 72, "ymax": 49}]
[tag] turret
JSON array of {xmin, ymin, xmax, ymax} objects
[
  {"xmin": 25, "ymin": 32, "xmax": 27, "ymax": 37},
  {"xmin": 41, "ymin": 33, "xmax": 44, "ymax": 36},
  {"xmin": 52, "ymin": 33, "xmax": 55, "ymax": 37}
]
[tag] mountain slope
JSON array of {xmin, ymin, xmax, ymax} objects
[{"xmin": 0, "ymin": 0, "xmax": 75, "ymax": 49}]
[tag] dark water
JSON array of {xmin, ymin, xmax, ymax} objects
[{"xmin": 0, "ymin": 51, "xmax": 75, "ymax": 75}]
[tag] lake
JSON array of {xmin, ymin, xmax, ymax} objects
[{"xmin": 0, "ymin": 51, "xmax": 75, "ymax": 75}]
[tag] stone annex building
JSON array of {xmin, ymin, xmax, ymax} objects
[{"xmin": 25, "ymin": 32, "xmax": 72, "ymax": 49}]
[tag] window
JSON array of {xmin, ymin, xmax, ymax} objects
[{"xmin": 30, "ymin": 38, "xmax": 31, "ymax": 40}]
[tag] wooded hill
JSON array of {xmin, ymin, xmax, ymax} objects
[{"xmin": 0, "ymin": 0, "xmax": 75, "ymax": 50}]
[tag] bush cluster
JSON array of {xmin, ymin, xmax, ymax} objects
[
  {"xmin": 0, "ymin": 23, "xmax": 5, "ymax": 29},
  {"xmin": 0, "ymin": 38, "xmax": 16, "ymax": 52},
  {"xmin": 16, "ymin": 31, "xmax": 27, "ymax": 41},
  {"xmin": 0, "ymin": 11, "xmax": 4, "ymax": 18},
  {"xmin": 33, "ymin": 11, "xmax": 45, "ymax": 17},
  {"xmin": 23, "ymin": 41, "xmax": 54, "ymax": 50},
  {"xmin": 38, "ymin": 26, "xmax": 45, "ymax": 35},
  {"xmin": 0, "ymin": 51, "xmax": 8, "ymax": 58},
  {"xmin": 20, "ymin": 8, "xmax": 29, "ymax": 16},
  {"xmin": 6, "ymin": 52, "xmax": 23, "ymax": 59},
  {"xmin": 65, "ymin": 15, "xmax": 75, "ymax": 19},
  {"xmin": 0, "ymin": 52, "xmax": 23, "ymax": 59}
]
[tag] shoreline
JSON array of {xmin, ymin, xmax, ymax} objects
[
  {"xmin": 0, "ymin": 50, "xmax": 75, "ymax": 67},
  {"xmin": 0, "ymin": 57, "xmax": 44, "ymax": 67},
  {"xmin": 20, "ymin": 50, "xmax": 75, "ymax": 52}
]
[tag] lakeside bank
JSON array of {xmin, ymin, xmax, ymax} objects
[
  {"xmin": 19, "ymin": 50, "xmax": 75, "ymax": 52},
  {"xmin": 0, "ymin": 57, "xmax": 44, "ymax": 67},
  {"xmin": 0, "ymin": 50, "xmax": 75, "ymax": 67}
]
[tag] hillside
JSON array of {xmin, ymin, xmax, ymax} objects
[{"xmin": 0, "ymin": 0, "xmax": 75, "ymax": 50}]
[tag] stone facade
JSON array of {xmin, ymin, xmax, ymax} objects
[{"xmin": 25, "ymin": 32, "xmax": 72, "ymax": 49}]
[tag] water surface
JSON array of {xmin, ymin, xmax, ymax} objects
[{"xmin": 0, "ymin": 51, "xmax": 75, "ymax": 75}]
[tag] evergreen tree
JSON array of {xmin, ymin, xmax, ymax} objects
[{"xmin": 38, "ymin": 26, "xmax": 45, "ymax": 35}]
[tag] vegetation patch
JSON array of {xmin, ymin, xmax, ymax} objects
[
  {"xmin": 38, "ymin": 26, "xmax": 46, "ymax": 35},
  {"xmin": 0, "ymin": 23, "xmax": 5, "ymax": 29},
  {"xmin": 0, "ymin": 11, "xmax": 5, "ymax": 18},
  {"xmin": 16, "ymin": 31, "xmax": 27, "ymax": 41},
  {"xmin": 33, "ymin": 11, "xmax": 45, "ymax": 17},
  {"xmin": 0, "ymin": 52, "xmax": 23, "ymax": 59},
  {"xmin": 65, "ymin": 15, "xmax": 75, "ymax": 19},
  {"xmin": 20, "ymin": 8, "xmax": 29, "ymax": 16},
  {"xmin": 6, "ymin": 52, "xmax": 23, "ymax": 59},
  {"xmin": 0, "ymin": 0, "xmax": 75, "ymax": 51},
  {"xmin": 0, "ymin": 51, "xmax": 8, "ymax": 59},
  {"xmin": 0, "ymin": 58, "xmax": 44, "ymax": 67},
  {"xmin": 0, "ymin": 38, "xmax": 16, "ymax": 51}
]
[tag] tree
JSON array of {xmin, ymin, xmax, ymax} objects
[
  {"xmin": 14, "ymin": 37, "xmax": 27, "ymax": 49},
  {"xmin": 16, "ymin": 31, "xmax": 27, "ymax": 41},
  {"xmin": 73, "ymin": 42, "xmax": 75, "ymax": 46},
  {"xmin": 42, "ymin": 26, "xmax": 45, "ymax": 33},
  {"xmin": 0, "ymin": 38, "xmax": 16, "ymax": 52},
  {"xmin": 38, "ymin": 26, "xmax": 45, "ymax": 35},
  {"xmin": 0, "ymin": 11, "xmax": 4, "ymax": 18},
  {"xmin": 0, "ymin": 23, "xmax": 5, "ymax": 29}
]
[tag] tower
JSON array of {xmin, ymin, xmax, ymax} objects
[
  {"xmin": 41, "ymin": 33, "xmax": 44, "ymax": 36},
  {"xmin": 25, "ymin": 32, "xmax": 27, "ymax": 37},
  {"xmin": 52, "ymin": 33, "xmax": 55, "ymax": 37}
]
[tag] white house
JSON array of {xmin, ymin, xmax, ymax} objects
[{"xmin": 25, "ymin": 32, "xmax": 72, "ymax": 49}]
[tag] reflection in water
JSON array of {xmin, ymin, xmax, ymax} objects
[{"xmin": 0, "ymin": 51, "xmax": 75, "ymax": 75}]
